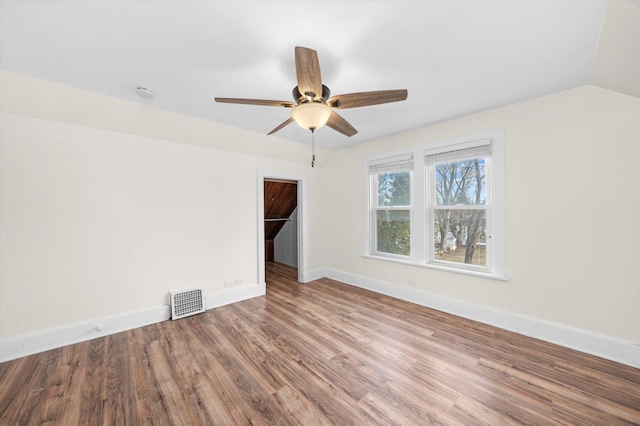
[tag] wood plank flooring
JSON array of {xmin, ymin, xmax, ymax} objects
[{"xmin": 1, "ymin": 262, "xmax": 639, "ymax": 425}]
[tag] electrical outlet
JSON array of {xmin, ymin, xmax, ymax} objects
[
  {"xmin": 224, "ymin": 281, "xmax": 233, "ymax": 287},
  {"xmin": 234, "ymin": 279, "xmax": 243, "ymax": 286},
  {"xmin": 408, "ymin": 280, "xmax": 416, "ymax": 287}
]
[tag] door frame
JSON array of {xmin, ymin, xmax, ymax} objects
[{"xmin": 257, "ymin": 170, "xmax": 306, "ymax": 284}]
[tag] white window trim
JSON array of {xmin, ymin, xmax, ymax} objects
[
  {"xmin": 426, "ymin": 141, "xmax": 493, "ymax": 274},
  {"xmin": 363, "ymin": 129, "xmax": 507, "ymax": 281},
  {"xmin": 367, "ymin": 152, "xmax": 414, "ymax": 261}
]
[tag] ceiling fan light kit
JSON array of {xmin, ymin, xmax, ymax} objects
[
  {"xmin": 215, "ymin": 46, "xmax": 407, "ymax": 165},
  {"xmin": 291, "ymin": 102, "xmax": 332, "ymax": 131}
]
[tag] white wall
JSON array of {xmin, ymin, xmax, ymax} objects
[
  {"xmin": 0, "ymin": 70, "xmax": 327, "ymax": 341},
  {"xmin": 316, "ymin": 85, "xmax": 640, "ymax": 345},
  {"xmin": 589, "ymin": 0, "xmax": 640, "ymax": 98},
  {"xmin": 2, "ymin": 68, "xmax": 638, "ymax": 365},
  {"xmin": 274, "ymin": 207, "xmax": 298, "ymax": 268}
]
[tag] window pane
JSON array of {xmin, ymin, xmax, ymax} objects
[
  {"xmin": 376, "ymin": 210, "xmax": 410, "ymax": 255},
  {"xmin": 433, "ymin": 209, "xmax": 486, "ymax": 266},
  {"xmin": 435, "ymin": 158, "xmax": 485, "ymax": 206},
  {"xmin": 377, "ymin": 172, "xmax": 411, "ymax": 207}
]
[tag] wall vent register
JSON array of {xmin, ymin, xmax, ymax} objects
[{"xmin": 169, "ymin": 288, "xmax": 205, "ymax": 320}]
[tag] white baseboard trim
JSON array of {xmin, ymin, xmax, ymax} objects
[
  {"xmin": 205, "ymin": 282, "xmax": 265, "ymax": 310},
  {"xmin": 0, "ymin": 283, "xmax": 265, "ymax": 363},
  {"xmin": 0, "ymin": 305, "xmax": 170, "ymax": 363},
  {"xmin": 302, "ymin": 268, "xmax": 327, "ymax": 283},
  {"xmin": 323, "ymin": 268, "xmax": 640, "ymax": 369},
  {"xmin": 3, "ymin": 274, "xmax": 637, "ymax": 368}
]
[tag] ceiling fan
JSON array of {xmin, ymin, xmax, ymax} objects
[{"xmin": 215, "ymin": 46, "xmax": 408, "ymax": 139}]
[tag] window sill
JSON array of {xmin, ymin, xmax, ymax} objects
[{"xmin": 362, "ymin": 254, "xmax": 510, "ymax": 282}]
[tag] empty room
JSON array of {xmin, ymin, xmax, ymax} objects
[{"xmin": 1, "ymin": 1, "xmax": 639, "ymax": 424}]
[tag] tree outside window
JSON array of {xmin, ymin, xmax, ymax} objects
[
  {"xmin": 374, "ymin": 171, "xmax": 411, "ymax": 256},
  {"xmin": 433, "ymin": 158, "xmax": 486, "ymax": 266},
  {"xmin": 365, "ymin": 130, "xmax": 504, "ymax": 279}
]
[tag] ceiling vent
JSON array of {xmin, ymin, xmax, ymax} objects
[{"xmin": 136, "ymin": 87, "xmax": 155, "ymax": 100}]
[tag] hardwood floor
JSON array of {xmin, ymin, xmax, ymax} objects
[{"xmin": 1, "ymin": 262, "xmax": 639, "ymax": 425}]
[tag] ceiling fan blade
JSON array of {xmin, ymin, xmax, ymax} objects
[
  {"xmin": 295, "ymin": 46, "xmax": 322, "ymax": 100},
  {"xmin": 326, "ymin": 112, "xmax": 358, "ymax": 137},
  {"xmin": 267, "ymin": 117, "xmax": 295, "ymax": 135},
  {"xmin": 215, "ymin": 98, "xmax": 295, "ymax": 108},
  {"xmin": 326, "ymin": 89, "xmax": 408, "ymax": 109}
]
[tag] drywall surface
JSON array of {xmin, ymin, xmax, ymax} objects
[
  {"xmin": 274, "ymin": 208, "xmax": 298, "ymax": 268},
  {"xmin": 590, "ymin": 0, "xmax": 640, "ymax": 98},
  {"xmin": 0, "ymin": 70, "xmax": 325, "ymax": 339},
  {"xmin": 319, "ymin": 85, "xmax": 640, "ymax": 344},
  {"xmin": 2, "ymin": 67, "xmax": 638, "ymax": 351},
  {"xmin": 0, "ymin": 69, "xmax": 334, "ymax": 166}
]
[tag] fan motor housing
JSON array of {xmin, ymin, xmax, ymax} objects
[{"xmin": 293, "ymin": 85, "xmax": 331, "ymax": 103}]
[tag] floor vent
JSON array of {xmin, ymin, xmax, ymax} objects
[{"xmin": 169, "ymin": 288, "xmax": 205, "ymax": 320}]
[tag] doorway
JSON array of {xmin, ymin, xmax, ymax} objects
[
  {"xmin": 257, "ymin": 171, "xmax": 305, "ymax": 286},
  {"xmin": 264, "ymin": 178, "xmax": 297, "ymax": 265}
]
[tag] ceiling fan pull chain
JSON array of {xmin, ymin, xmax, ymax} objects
[{"xmin": 311, "ymin": 128, "xmax": 316, "ymax": 167}]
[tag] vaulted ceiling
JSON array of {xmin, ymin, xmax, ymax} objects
[{"xmin": 1, "ymin": 1, "xmax": 638, "ymax": 150}]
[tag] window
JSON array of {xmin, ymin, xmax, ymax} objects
[
  {"xmin": 365, "ymin": 130, "xmax": 505, "ymax": 279},
  {"xmin": 426, "ymin": 143, "xmax": 491, "ymax": 271},
  {"xmin": 368, "ymin": 154, "xmax": 413, "ymax": 258}
]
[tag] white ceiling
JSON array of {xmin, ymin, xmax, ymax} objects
[{"xmin": 0, "ymin": 1, "xmax": 619, "ymax": 150}]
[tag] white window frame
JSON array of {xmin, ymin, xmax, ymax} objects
[
  {"xmin": 364, "ymin": 129, "xmax": 507, "ymax": 280},
  {"xmin": 367, "ymin": 153, "xmax": 414, "ymax": 261},
  {"xmin": 426, "ymin": 139, "xmax": 494, "ymax": 273}
]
